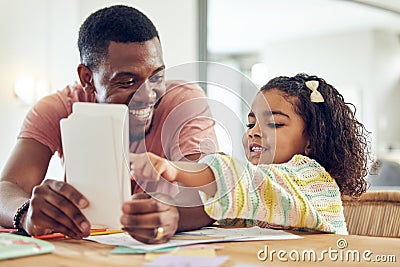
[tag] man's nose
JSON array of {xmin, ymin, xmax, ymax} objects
[{"xmin": 132, "ymin": 80, "xmax": 157, "ymax": 103}]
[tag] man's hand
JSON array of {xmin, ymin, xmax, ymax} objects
[
  {"xmin": 121, "ymin": 192, "xmax": 179, "ymax": 244},
  {"xmin": 22, "ymin": 179, "xmax": 91, "ymax": 239}
]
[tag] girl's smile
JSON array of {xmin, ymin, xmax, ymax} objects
[{"xmin": 248, "ymin": 142, "xmax": 268, "ymax": 159}]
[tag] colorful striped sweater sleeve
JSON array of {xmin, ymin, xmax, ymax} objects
[{"xmin": 198, "ymin": 154, "xmax": 348, "ymax": 234}]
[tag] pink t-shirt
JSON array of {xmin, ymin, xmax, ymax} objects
[{"xmin": 19, "ymin": 80, "xmax": 218, "ymax": 194}]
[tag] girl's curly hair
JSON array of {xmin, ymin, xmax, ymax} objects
[{"xmin": 261, "ymin": 73, "xmax": 371, "ymax": 197}]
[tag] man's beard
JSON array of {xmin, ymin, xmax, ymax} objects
[{"xmin": 129, "ymin": 120, "xmax": 153, "ymax": 143}]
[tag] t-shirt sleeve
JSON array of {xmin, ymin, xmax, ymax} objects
[
  {"xmin": 161, "ymin": 82, "xmax": 219, "ymax": 161},
  {"xmin": 198, "ymin": 154, "xmax": 347, "ymax": 234},
  {"xmin": 18, "ymin": 91, "xmax": 71, "ymax": 155}
]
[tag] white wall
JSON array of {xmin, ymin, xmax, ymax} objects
[
  {"xmin": 0, "ymin": 0, "xmax": 198, "ymax": 177},
  {"xmin": 77, "ymin": 0, "xmax": 198, "ymax": 68}
]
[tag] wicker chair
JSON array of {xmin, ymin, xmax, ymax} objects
[{"xmin": 342, "ymin": 191, "xmax": 400, "ymax": 237}]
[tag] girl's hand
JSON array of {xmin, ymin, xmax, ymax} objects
[
  {"xmin": 130, "ymin": 152, "xmax": 216, "ymax": 194},
  {"xmin": 130, "ymin": 152, "xmax": 178, "ymax": 182}
]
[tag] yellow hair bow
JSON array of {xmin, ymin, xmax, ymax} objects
[{"xmin": 305, "ymin": 80, "xmax": 324, "ymax": 103}]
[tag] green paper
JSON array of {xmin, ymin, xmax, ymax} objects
[{"xmin": 0, "ymin": 233, "xmax": 55, "ymax": 260}]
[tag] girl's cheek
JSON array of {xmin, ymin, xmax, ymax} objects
[{"xmin": 242, "ymin": 133, "xmax": 248, "ymax": 148}]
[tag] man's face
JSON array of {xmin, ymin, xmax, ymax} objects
[{"xmin": 91, "ymin": 38, "xmax": 166, "ymax": 141}]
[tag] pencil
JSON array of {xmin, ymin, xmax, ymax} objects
[
  {"xmin": 0, "ymin": 228, "xmax": 18, "ymax": 233},
  {"xmin": 89, "ymin": 229, "xmax": 125, "ymax": 236},
  {"xmin": 34, "ymin": 233, "xmax": 65, "ymax": 240},
  {"xmin": 33, "ymin": 228, "xmax": 110, "ymax": 240}
]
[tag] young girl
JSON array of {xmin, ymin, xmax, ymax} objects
[{"xmin": 130, "ymin": 73, "xmax": 371, "ymax": 234}]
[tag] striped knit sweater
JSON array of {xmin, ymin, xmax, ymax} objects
[{"xmin": 198, "ymin": 154, "xmax": 348, "ymax": 234}]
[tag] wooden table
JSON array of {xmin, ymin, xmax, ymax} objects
[{"xmin": 2, "ymin": 232, "xmax": 399, "ymax": 266}]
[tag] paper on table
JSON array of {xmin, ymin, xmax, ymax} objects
[
  {"xmin": 144, "ymin": 254, "xmax": 229, "ymax": 267},
  {"xmin": 144, "ymin": 247, "xmax": 216, "ymax": 261},
  {"xmin": 86, "ymin": 226, "xmax": 302, "ymax": 252},
  {"xmin": 0, "ymin": 233, "xmax": 55, "ymax": 260},
  {"xmin": 60, "ymin": 103, "xmax": 131, "ymax": 230}
]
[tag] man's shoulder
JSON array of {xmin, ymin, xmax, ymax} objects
[
  {"xmin": 158, "ymin": 80, "xmax": 207, "ymax": 111},
  {"xmin": 55, "ymin": 82, "xmax": 95, "ymax": 103},
  {"xmin": 165, "ymin": 80, "xmax": 206, "ymax": 96},
  {"xmin": 27, "ymin": 83, "xmax": 96, "ymax": 123},
  {"xmin": 38, "ymin": 83, "xmax": 95, "ymax": 110}
]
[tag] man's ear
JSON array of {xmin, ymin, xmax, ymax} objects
[{"xmin": 77, "ymin": 64, "xmax": 95, "ymax": 93}]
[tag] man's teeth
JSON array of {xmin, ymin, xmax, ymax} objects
[{"xmin": 129, "ymin": 107, "xmax": 152, "ymax": 119}]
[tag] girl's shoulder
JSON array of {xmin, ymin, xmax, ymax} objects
[
  {"xmin": 284, "ymin": 154, "xmax": 335, "ymax": 184},
  {"xmin": 258, "ymin": 154, "xmax": 333, "ymax": 182},
  {"xmin": 286, "ymin": 154, "xmax": 324, "ymax": 170}
]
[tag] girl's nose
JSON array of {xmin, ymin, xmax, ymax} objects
[{"xmin": 248, "ymin": 121, "xmax": 261, "ymax": 138}]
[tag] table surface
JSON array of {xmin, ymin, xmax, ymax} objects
[{"xmin": 2, "ymin": 232, "xmax": 399, "ymax": 266}]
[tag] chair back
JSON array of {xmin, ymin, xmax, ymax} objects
[{"xmin": 342, "ymin": 191, "xmax": 400, "ymax": 237}]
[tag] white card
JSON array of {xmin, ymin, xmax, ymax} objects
[{"xmin": 60, "ymin": 103, "xmax": 130, "ymax": 229}]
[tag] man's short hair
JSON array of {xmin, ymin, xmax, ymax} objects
[{"xmin": 78, "ymin": 5, "xmax": 159, "ymax": 71}]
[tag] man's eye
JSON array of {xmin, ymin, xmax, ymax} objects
[
  {"xmin": 119, "ymin": 80, "xmax": 136, "ymax": 87},
  {"xmin": 246, "ymin": 123, "xmax": 255, "ymax": 129},
  {"xmin": 149, "ymin": 74, "xmax": 164, "ymax": 83}
]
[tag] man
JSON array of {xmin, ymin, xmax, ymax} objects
[{"xmin": 0, "ymin": 5, "xmax": 217, "ymax": 244}]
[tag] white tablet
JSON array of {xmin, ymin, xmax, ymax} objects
[{"xmin": 60, "ymin": 103, "xmax": 130, "ymax": 229}]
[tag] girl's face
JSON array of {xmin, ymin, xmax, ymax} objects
[{"xmin": 243, "ymin": 89, "xmax": 310, "ymax": 165}]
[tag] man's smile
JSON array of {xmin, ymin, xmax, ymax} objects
[{"xmin": 129, "ymin": 106, "xmax": 153, "ymax": 120}]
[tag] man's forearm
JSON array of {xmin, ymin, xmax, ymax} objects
[
  {"xmin": 177, "ymin": 205, "xmax": 215, "ymax": 231},
  {"xmin": 173, "ymin": 187, "xmax": 215, "ymax": 231},
  {"xmin": 0, "ymin": 181, "xmax": 30, "ymax": 227}
]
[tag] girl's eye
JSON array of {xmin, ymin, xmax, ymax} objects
[
  {"xmin": 268, "ymin": 123, "xmax": 284, "ymax": 128},
  {"xmin": 246, "ymin": 123, "xmax": 255, "ymax": 129}
]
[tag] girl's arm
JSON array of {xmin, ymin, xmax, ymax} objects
[
  {"xmin": 129, "ymin": 153, "xmax": 217, "ymax": 195},
  {"xmin": 198, "ymin": 153, "xmax": 347, "ymax": 234}
]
